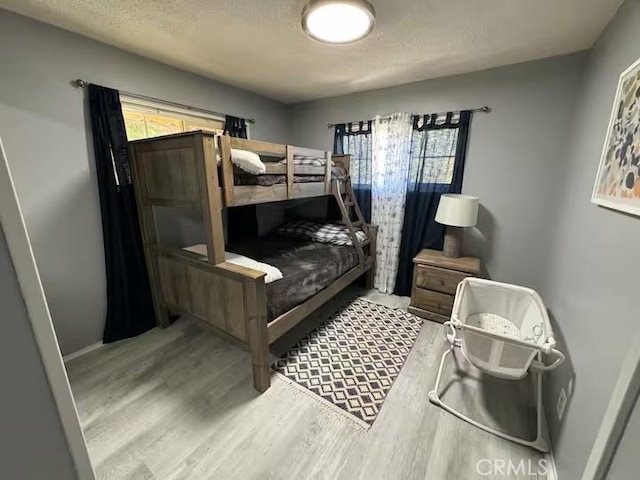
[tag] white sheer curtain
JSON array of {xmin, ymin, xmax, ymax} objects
[{"xmin": 371, "ymin": 112, "xmax": 414, "ymax": 293}]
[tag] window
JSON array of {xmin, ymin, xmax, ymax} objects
[
  {"xmin": 334, "ymin": 121, "xmax": 373, "ymax": 186},
  {"xmin": 342, "ymin": 133, "xmax": 373, "ymax": 186},
  {"xmin": 335, "ymin": 118, "xmax": 461, "ymax": 186},
  {"xmin": 121, "ymin": 97, "xmax": 225, "ymax": 141},
  {"xmin": 408, "ymin": 128, "xmax": 459, "ymax": 185}
]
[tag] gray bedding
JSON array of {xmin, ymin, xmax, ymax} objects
[
  {"xmin": 235, "ymin": 166, "xmax": 348, "ymax": 186},
  {"xmin": 227, "ymin": 234, "xmax": 359, "ymax": 320},
  {"xmin": 234, "ymin": 174, "xmax": 324, "ymax": 186}
]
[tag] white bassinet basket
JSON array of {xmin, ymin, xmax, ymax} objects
[{"xmin": 428, "ymin": 278, "xmax": 565, "ymax": 452}]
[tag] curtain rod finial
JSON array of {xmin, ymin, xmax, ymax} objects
[{"xmin": 73, "ymin": 79, "xmax": 88, "ymax": 88}]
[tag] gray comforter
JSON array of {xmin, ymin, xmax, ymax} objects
[{"xmin": 227, "ymin": 234, "xmax": 359, "ymax": 320}]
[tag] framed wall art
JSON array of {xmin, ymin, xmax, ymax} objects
[{"xmin": 592, "ymin": 57, "xmax": 640, "ymax": 216}]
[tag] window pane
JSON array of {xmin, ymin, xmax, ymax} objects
[
  {"xmin": 184, "ymin": 121, "xmax": 224, "ymax": 134},
  {"xmin": 123, "ymin": 111, "xmax": 147, "ymax": 141},
  {"xmin": 343, "ymin": 134, "xmax": 372, "ymax": 186},
  {"xmin": 144, "ymin": 114, "xmax": 184, "ymax": 138},
  {"xmin": 409, "ymin": 128, "xmax": 458, "ymax": 184},
  {"xmin": 121, "ymin": 101, "xmax": 226, "ymax": 141}
]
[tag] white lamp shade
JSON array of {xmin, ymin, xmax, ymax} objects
[{"xmin": 435, "ymin": 194, "xmax": 479, "ymax": 227}]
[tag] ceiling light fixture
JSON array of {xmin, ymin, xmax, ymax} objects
[{"xmin": 302, "ymin": 0, "xmax": 376, "ymax": 44}]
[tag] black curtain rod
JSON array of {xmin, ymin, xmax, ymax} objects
[
  {"xmin": 326, "ymin": 106, "xmax": 490, "ymax": 128},
  {"xmin": 72, "ymin": 79, "xmax": 256, "ymax": 124}
]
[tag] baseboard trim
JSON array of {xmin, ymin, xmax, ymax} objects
[{"xmin": 63, "ymin": 342, "xmax": 103, "ymax": 363}]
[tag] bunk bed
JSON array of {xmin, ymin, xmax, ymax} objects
[
  {"xmin": 129, "ymin": 131, "xmax": 376, "ymax": 392},
  {"xmin": 218, "ymin": 135, "xmax": 348, "ymax": 206}
]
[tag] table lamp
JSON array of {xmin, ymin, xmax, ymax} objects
[{"xmin": 435, "ymin": 194, "xmax": 479, "ymax": 258}]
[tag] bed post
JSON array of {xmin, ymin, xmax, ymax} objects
[
  {"xmin": 244, "ymin": 278, "xmax": 271, "ymax": 392},
  {"xmin": 365, "ymin": 224, "xmax": 378, "ymax": 289},
  {"xmin": 196, "ymin": 134, "xmax": 225, "ymax": 265},
  {"xmin": 219, "ymin": 135, "xmax": 235, "ymax": 206},
  {"xmin": 332, "ymin": 154, "xmax": 350, "ymax": 173},
  {"xmin": 324, "ymin": 151, "xmax": 332, "ymax": 195},
  {"xmin": 286, "ymin": 145, "xmax": 294, "ymax": 199}
]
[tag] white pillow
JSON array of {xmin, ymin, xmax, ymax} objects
[
  {"xmin": 224, "ymin": 252, "xmax": 283, "ymax": 284},
  {"xmin": 231, "ymin": 148, "xmax": 265, "ymax": 175},
  {"xmin": 182, "ymin": 245, "xmax": 283, "ymax": 284}
]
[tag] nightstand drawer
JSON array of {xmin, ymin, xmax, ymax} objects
[
  {"xmin": 415, "ymin": 264, "xmax": 469, "ymax": 295},
  {"xmin": 412, "ymin": 288, "xmax": 454, "ymax": 316}
]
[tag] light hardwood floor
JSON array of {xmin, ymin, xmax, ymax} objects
[{"xmin": 66, "ymin": 287, "xmax": 549, "ymax": 480}]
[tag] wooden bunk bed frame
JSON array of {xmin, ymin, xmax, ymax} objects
[
  {"xmin": 129, "ymin": 131, "xmax": 376, "ymax": 392},
  {"xmin": 219, "ymin": 136, "xmax": 336, "ymax": 206}
]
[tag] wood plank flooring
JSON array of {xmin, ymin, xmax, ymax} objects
[{"xmin": 66, "ymin": 287, "xmax": 549, "ymax": 480}]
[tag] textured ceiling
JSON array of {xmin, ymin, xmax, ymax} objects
[{"xmin": 0, "ymin": 0, "xmax": 623, "ymax": 103}]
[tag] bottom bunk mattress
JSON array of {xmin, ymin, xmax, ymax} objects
[{"xmin": 227, "ymin": 234, "xmax": 359, "ymax": 320}]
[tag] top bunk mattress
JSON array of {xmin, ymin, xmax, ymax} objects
[
  {"xmin": 234, "ymin": 166, "xmax": 347, "ymax": 187},
  {"xmin": 227, "ymin": 234, "xmax": 359, "ymax": 320}
]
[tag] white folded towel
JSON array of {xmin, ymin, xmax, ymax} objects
[{"xmin": 182, "ymin": 245, "xmax": 283, "ymax": 284}]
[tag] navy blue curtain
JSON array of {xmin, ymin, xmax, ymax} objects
[
  {"xmin": 333, "ymin": 121, "xmax": 373, "ymax": 221},
  {"xmin": 88, "ymin": 84, "xmax": 156, "ymax": 343},
  {"xmin": 394, "ymin": 110, "xmax": 471, "ymax": 295},
  {"xmin": 223, "ymin": 115, "xmax": 248, "ymax": 138}
]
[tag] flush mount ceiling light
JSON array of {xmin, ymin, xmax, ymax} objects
[{"xmin": 302, "ymin": 0, "xmax": 376, "ymax": 44}]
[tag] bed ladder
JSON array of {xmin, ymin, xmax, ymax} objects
[{"xmin": 332, "ymin": 176, "xmax": 369, "ymax": 265}]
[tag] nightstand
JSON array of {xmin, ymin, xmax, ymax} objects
[{"xmin": 408, "ymin": 249, "xmax": 480, "ymax": 323}]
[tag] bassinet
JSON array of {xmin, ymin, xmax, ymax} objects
[{"xmin": 428, "ymin": 278, "xmax": 565, "ymax": 452}]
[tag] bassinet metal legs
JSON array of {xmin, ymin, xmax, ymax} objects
[{"xmin": 428, "ymin": 347, "xmax": 550, "ymax": 452}]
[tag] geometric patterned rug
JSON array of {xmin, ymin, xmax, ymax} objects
[{"xmin": 273, "ymin": 298, "xmax": 423, "ymax": 425}]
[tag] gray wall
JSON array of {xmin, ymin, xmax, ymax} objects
[
  {"xmin": 286, "ymin": 29, "xmax": 640, "ymax": 477},
  {"xmin": 0, "ymin": 225, "xmax": 78, "ymax": 479},
  {"xmin": 3, "ymin": 5, "xmax": 638, "ymax": 477},
  {"xmin": 0, "ymin": 9, "xmax": 289, "ymax": 355},
  {"xmin": 288, "ymin": 54, "xmax": 588, "ymax": 293},
  {"xmin": 542, "ymin": 1, "xmax": 640, "ymax": 478}
]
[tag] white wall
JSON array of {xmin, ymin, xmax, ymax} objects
[
  {"xmin": 0, "ymin": 225, "xmax": 78, "ymax": 479},
  {"xmin": 542, "ymin": 1, "xmax": 640, "ymax": 478},
  {"xmin": 0, "ymin": 9, "xmax": 289, "ymax": 355},
  {"xmin": 288, "ymin": 53, "xmax": 588, "ymax": 293}
]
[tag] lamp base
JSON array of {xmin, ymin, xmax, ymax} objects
[{"xmin": 443, "ymin": 226, "xmax": 462, "ymax": 258}]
